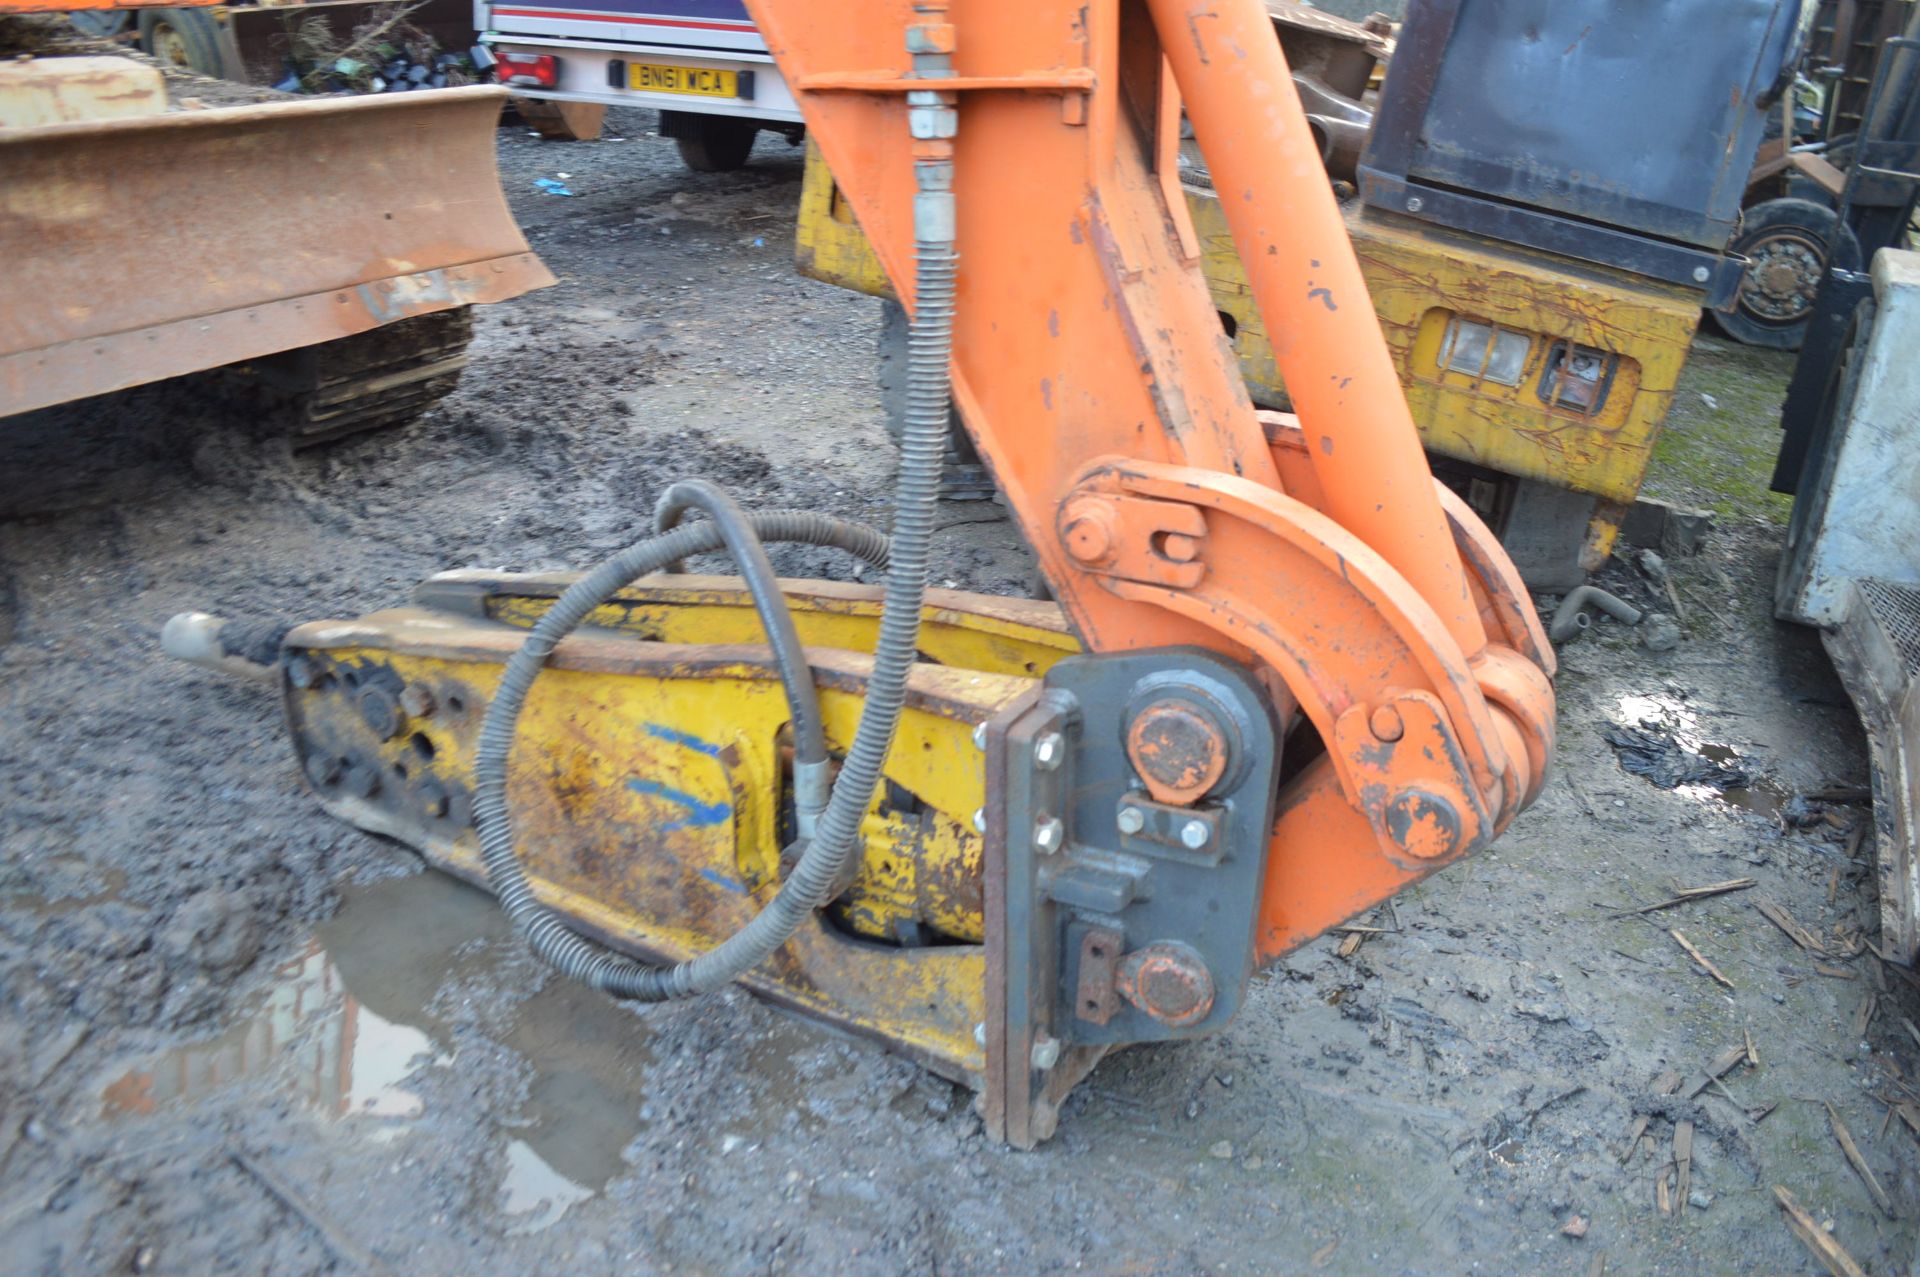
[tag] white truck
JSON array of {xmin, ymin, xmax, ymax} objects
[{"xmin": 479, "ymin": 0, "xmax": 802, "ymax": 168}]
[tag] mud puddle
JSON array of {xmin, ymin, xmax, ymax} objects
[
  {"xmin": 1606, "ymin": 690, "xmax": 1792, "ymax": 817},
  {"xmin": 94, "ymin": 872, "xmax": 659, "ymax": 1231}
]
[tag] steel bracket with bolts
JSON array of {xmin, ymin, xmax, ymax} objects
[{"xmin": 979, "ymin": 647, "xmax": 1279, "ymax": 1148}]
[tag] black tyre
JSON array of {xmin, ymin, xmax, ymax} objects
[
  {"xmin": 663, "ymin": 110, "xmax": 758, "ymax": 172},
  {"xmin": 136, "ymin": 7, "xmax": 224, "ymax": 78},
  {"xmin": 1712, "ymin": 198, "xmax": 1862, "ymax": 350}
]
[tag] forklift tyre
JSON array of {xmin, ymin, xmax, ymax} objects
[
  {"xmin": 1712, "ymin": 198, "xmax": 1861, "ymax": 351},
  {"xmin": 136, "ymin": 7, "xmax": 224, "ymax": 79},
  {"xmin": 664, "ymin": 110, "xmax": 758, "ymax": 172}
]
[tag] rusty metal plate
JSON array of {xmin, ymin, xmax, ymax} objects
[{"xmin": 1, "ymin": 86, "xmax": 553, "ymax": 416}]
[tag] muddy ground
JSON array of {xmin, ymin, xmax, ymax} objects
[{"xmin": 4, "ymin": 107, "xmax": 1919, "ymax": 1277}]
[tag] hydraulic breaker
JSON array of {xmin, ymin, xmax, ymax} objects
[{"xmin": 179, "ymin": 0, "xmax": 1557, "ymax": 1146}]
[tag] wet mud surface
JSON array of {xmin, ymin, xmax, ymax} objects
[{"xmin": 3, "ymin": 108, "xmax": 1918, "ymax": 1275}]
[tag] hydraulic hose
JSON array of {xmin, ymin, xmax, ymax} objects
[
  {"xmin": 475, "ymin": 8, "xmax": 957, "ymax": 1003},
  {"xmin": 472, "ymin": 509, "xmax": 918, "ymax": 1000},
  {"xmin": 651, "ymin": 481, "xmax": 833, "ymax": 834}
]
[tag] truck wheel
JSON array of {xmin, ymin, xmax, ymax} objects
[
  {"xmin": 219, "ymin": 308, "xmax": 475, "ymax": 447},
  {"xmin": 136, "ymin": 8, "xmax": 224, "ymax": 79},
  {"xmin": 1712, "ymin": 198, "xmax": 1861, "ymax": 350},
  {"xmin": 514, "ymin": 97, "xmax": 605, "ymax": 141},
  {"xmin": 664, "ymin": 111, "xmax": 758, "ymax": 172}
]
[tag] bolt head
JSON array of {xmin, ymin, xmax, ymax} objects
[
  {"xmin": 971, "ymin": 722, "xmax": 987, "ymax": 750},
  {"xmin": 1406, "ymin": 195, "xmax": 1424, "ymax": 213},
  {"xmin": 1692, "ymin": 265, "xmax": 1711, "ymax": 283},
  {"xmin": 972, "ymin": 807, "xmax": 987, "ymax": 834},
  {"xmin": 1116, "ymin": 805, "xmax": 1146, "ymax": 836},
  {"xmin": 973, "ymin": 1021, "xmax": 987, "ymax": 1047},
  {"xmin": 1368, "ymin": 703, "xmax": 1406, "ymax": 743},
  {"xmin": 1033, "ymin": 731, "xmax": 1065, "ymax": 770},
  {"xmin": 1033, "ymin": 815, "xmax": 1064, "ymax": 854},
  {"xmin": 1030, "ymin": 1036, "xmax": 1062, "ymax": 1070},
  {"xmin": 1179, "ymin": 818, "xmax": 1210, "ymax": 850}
]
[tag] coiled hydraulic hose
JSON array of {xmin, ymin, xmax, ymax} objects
[
  {"xmin": 650, "ymin": 481, "xmax": 836, "ymax": 835},
  {"xmin": 472, "ymin": 255, "xmax": 952, "ymax": 1000},
  {"xmin": 475, "ymin": 5, "xmax": 958, "ymax": 1001},
  {"xmin": 472, "ymin": 509, "xmax": 909, "ymax": 999}
]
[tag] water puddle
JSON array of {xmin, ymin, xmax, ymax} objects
[
  {"xmin": 1, "ymin": 858, "xmax": 128, "ymax": 918},
  {"xmin": 98, "ymin": 871, "xmax": 657, "ymax": 1230},
  {"xmin": 1606, "ymin": 691, "xmax": 1789, "ymax": 818}
]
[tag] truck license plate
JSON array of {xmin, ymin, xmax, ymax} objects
[{"xmin": 628, "ymin": 63, "xmax": 738, "ymax": 98}]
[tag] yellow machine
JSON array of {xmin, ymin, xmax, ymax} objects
[{"xmin": 796, "ymin": 144, "xmax": 1704, "ymax": 589}]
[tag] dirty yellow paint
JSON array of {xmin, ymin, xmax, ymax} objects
[
  {"xmin": 794, "ymin": 143, "xmax": 1701, "ymax": 519},
  {"xmin": 283, "ymin": 583, "xmax": 1055, "ymax": 1082}
]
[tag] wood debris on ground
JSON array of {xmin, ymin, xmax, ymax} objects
[
  {"xmin": 1620, "ymin": 878, "xmax": 1756, "ymax": 915},
  {"xmin": 1623, "ymin": 1070, "xmax": 1684, "ymax": 1163},
  {"xmin": 1843, "ymin": 990, "xmax": 1873, "ymax": 1044},
  {"xmin": 1336, "ymin": 931, "xmax": 1365, "ymax": 959},
  {"xmin": 1670, "ymin": 929, "xmax": 1735, "ymax": 989},
  {"xmin": 1774, "ymin": 1186, "xmax": 1870, "ymax": 1277},
  {"xmin": 1756, "ymin": 897, "xmax": 1829, "ymax": 954},
  {"xmin": 1825, "ymin": 1103, "xmax": 1895, "ymax": 1217},
  {"xmin": 1673, "ymin": 1121, "xmax": 1694, "ymax": 1212},
  {"xmin": 1687, "ymin": 1044, "xmax": 1753, "ymax": 1099}
]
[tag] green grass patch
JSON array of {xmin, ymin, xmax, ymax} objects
[{"xmin": 1641, "ymin": 335, "xmax": 1797, "ymax": 525}]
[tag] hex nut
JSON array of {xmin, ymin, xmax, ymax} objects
[
  {"xmin": 398, "ymin": 684, "xmax": 436, "ymax": 718},
  {"xmin": 1033, "ymin": 731, "xmax": 1065, "ymax": 770},
  {"xmin": 356, "ymin": 686, "xmax": 403, "ymax": 741},
  {"xmin": 1116, "ymin": 805, "xmax": 1146, "ymax": 836},
  {"xmin": 1033, "ymin": 815, "xmax": 1064, "ymax": 854}
]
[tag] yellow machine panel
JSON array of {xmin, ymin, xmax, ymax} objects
[{"xmin": 794, "ymin": 144, "xmax": 1704, "ymax": 573}]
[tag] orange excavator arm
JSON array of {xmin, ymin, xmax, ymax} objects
[
  {"xmin": 745, "ymin": 0, "xmax": 1555, "ymax": 957},
  {"xmin": 178, "ymin": 0, "xmax": 1556, "ymax": 1151}
]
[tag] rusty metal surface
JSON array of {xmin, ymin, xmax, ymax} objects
[
  {"xmin": 1, "ymin": 85, "xmax": 553, "ymax": 416},
  {"xmin": 281, "ymin": 600, "xmax": 1031, "ymax": 1086},
  {"xmin": 0, "ymin": 57, "xmax": 166, "ymax": 128}
]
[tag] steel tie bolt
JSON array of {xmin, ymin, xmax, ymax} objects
[
  {"xmin": 1033, "ymin": 731, "xmax": 1064, "ymax": 770},
  {"xmin": 1179, "ymin": 818, "xmax": 1210, "ymax": 850},
  {"xmin": 1033, "ymin": 815, "xmax": 1064, "ymax": 855},
  {"xmin": 972, "ymin": 808, "xmax": 987, "ymax": 834},
  {"xmin": 1116, "ymin": 805, "xmax": 1146, "ymax": 836},
  {"xmin": 973, "ymin": 1022, "xmax": 987, "ymax": 1047},
  {"xmin": 972, "ymin": 722, "xmax": 987, "ymax": 750},
  {"xmin": 1030, "ymin": 1036, "xmax": 1062, "ymax": 1071}
]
